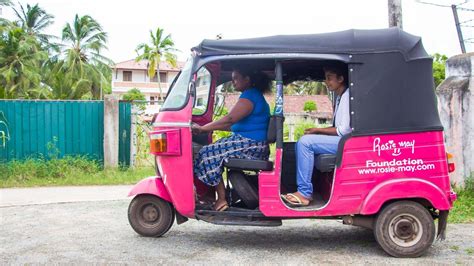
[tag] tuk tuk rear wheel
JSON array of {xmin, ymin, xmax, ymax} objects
[
  {"xmin": 128, "ymin": 195, "xmax": 175, "ymax": 237},
  {"xmin": 374, "ymin": 200, "xmax": 435, "ymax": 258}
]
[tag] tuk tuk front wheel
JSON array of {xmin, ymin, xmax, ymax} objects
[
  {"xmin": 374, "ymin": 200, "xmax": 435, "ymax": 258},
  {"xmin": 128, "ymin": 195, "xmax": 175, "ymax": 237}
]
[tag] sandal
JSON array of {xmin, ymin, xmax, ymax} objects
[
  {"xmin": 281, "ymin": 193, "xmax": 311, "ymax": 207},
  {"xmin": 213, "ymin": 202, "xmax": 229, "ymax": 212}
]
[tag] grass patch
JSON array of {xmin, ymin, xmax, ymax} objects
[
  {"xmin": 1, "ymin": 156, "xmax": 154, "ymax": 188},
  {"xmin": 466, "ymin": 248, "xmax": 474, "ymax": 255},
  {"xmin": 449, "ymin": 178, "xmax": 474, "ymax": 223}
]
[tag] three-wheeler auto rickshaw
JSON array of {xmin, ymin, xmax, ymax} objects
[{"xmin": 127, "ymin": 28, "xmax": 457, "ymax": 257}]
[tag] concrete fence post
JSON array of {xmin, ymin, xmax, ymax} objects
[
  {"xmin": 103, "ymin": 95, "xmax": 119, "ymax": 167},
  {"xmin": 436, "ymin": 53, "xmax": 474, "ymax": 186}
]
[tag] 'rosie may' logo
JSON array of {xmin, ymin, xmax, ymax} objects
[{"xmin": 373, "ymin": 137, "xmax": 415, "ymax": 157}]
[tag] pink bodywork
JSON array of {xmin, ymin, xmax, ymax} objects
[
  {"xmin": 259, "ymin": 131, "xmax": 454, "ymax": 217},
  {"xmin": 130, "ymin": 119, "xmax": 455, "ymax": 218},
  {"xmin": 128, "ymin": 61, "xmax": 454, "ymax": 219}
]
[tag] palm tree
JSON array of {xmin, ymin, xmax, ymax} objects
[
  {"xmin": 58, "ymin": 14, "xmax": 112, "ymax": 99},
  {"xmin": 136, "ymin": 28, "xmax": 178, "ymax": 100},
  {"xmin": 0, "ymin": 25, "xmax": 48, "ymax": 98},
  {"xmin": 0, "ymin": 0, "xmax": 12, "ymax": 5},
  {"xmin": 12, "ymin": 3, "xmax": 56, "ymax": 49}
]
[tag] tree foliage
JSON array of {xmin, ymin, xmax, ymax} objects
[
  {"xmin": 0, "ymin": 3, "xmax": 113, "ymax": 100},
  {"xmin": 286, "ymin": 81, "xmax": 327, "ymax": 95},
  {"xmin": 122, "ymin": 88, "xmax": 145, "ymax": 101},
  {"xmin": 303, "ymin": 101, "xmax": 317, "ymax": 112},
  {"xmin": 433, "ymin": 53, "xmax": 447, "ymax": 88}
]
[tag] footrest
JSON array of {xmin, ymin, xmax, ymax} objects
[{"xmin": 196, "ymin": 207, "xmax": 282, "ymax": 227}]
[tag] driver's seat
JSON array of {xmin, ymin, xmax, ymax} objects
[
  {"xmin": 223, "ymin": 116, "xmax": 278, "ymax": 209},
  {"xmin": 223, "ymin": 115, "xmax": 277, "ymax": 171}
]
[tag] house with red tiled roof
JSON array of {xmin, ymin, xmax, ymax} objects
[{"xmin": 111, "ymin": 59, "xmax": 184, "ymax": 114}]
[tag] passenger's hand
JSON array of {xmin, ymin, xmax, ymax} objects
[
  {"xmin": 304, "ymin": 128, "xmax": 319, "ymax": 135},
  {"xmin": 191, "ymin": 123, "xmax": 202, "ymax": 135}
]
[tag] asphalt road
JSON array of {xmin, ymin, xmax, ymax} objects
[{"xmin": 0, "ymin": 186, "xmax": 473, "ymax": 264}]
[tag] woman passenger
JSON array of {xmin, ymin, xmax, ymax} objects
[{"xmin": 192, "ymin": 67, "xmax": 271, "ymax": 211}]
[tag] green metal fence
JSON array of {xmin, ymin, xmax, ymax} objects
[
  {"xmin": 0, "ymin": 100, "xmax": 104, "ymax": 162},
  {"xmin": 118, "ymin": 101, "xmax": 131, "ymax": 166}
]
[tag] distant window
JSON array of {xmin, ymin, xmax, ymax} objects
[
  {"xmin": 123, "ymin": 71, "xmax": 132, "ymax": 82},
  {"xmin": 151, "ymin": 72, "xmax": 167, "ymax": 83},
  {"xmin": 150, "ymin": 96, "xmax": 155, "ymax": 105},
  {"xmin": 318, "ymin": 118, "xmax": 328, "ymax": 124},
  {"xmin": 160, "ymin": 72, "xmax": 167, "ymax": 83}
]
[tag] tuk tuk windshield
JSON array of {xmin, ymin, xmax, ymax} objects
[{"xmin": 161, "ymin": 58, "xmax": 193, "ymax": 110}]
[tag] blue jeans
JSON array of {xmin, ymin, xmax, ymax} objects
[{"xmin": 296, "ymin": 134, "xmax": 341, "ymax": 199}]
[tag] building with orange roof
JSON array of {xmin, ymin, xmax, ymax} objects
[{"xmin": 111, "ymin": 59, "xmax": 184, "ymax": 114}]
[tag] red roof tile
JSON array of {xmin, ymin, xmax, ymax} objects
[{"xmin": 223, "ymin": 93, "xmax": 333, "ymax": 118}]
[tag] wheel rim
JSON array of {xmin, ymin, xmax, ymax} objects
[
  {"xmin": 388, "ymin": 213, "xmax": 423, "ymax": 247},
  {"xmin": 139, "ymin": 203, "xmax": 160, "ymax": 227}
]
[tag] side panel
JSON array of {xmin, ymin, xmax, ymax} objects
[
  {"xmin": 128, "ymin": 176, "xmax": 172, "ymax": 202},
  {"xmin": 259, "ymin": 131, "xmax": 452, "ymax": 217},
  {"xmin": 360, "ymin": 178, "xmax": 452, "ymax": 215}
]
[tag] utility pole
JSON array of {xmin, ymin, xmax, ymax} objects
[
  {"xmin": 452, "ymin": 5, "xmax": 467, "ymax": 53},
  {"xmin": 388, "ymin": 0, "xmax": 403, "ymax": 29}
]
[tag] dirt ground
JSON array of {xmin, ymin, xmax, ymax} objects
[{"xmin": 1, "ymin": 198, "xmax": 473, "ymax": 264}]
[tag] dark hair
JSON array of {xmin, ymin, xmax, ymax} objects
[
  {"xmin": 233, "ymin": 66, "xmax": 271, "ymax": 94},
  {"xmin": 323, "ymin": 63, "xmax": 348, "ymax": 87}
]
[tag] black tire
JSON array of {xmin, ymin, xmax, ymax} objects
[
  {"xmin": 128, "ymin": 194, "xmax": 175, "ymax": 237},
  {"xmin": 374, "ymin": 200, "xmax": 435, "ymax": 258},
  {"xmin": 229, "ymin": 171, "xmax": 259, "ymax": 209}
]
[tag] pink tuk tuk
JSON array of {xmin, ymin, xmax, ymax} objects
[{"xmin": 127, "ymin": 28, "xmax": 457, "ymax": 257}]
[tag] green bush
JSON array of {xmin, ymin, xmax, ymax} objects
[
  {"xmin": 303, "ymin": 101, "xmax": 317, "ymax": 112},
  {"xmin": 284, "ymin": 120, "xmax": 331, "ymax": 141}
]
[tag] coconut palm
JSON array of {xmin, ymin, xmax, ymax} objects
[
  {"xmin": 0, "ymin": 0, "xmax": 12, "ymax": 5},
  {"xmin": 136, "ymin": 28, "xmax": 178, "ymax": 100},
  {"xmin": 0, "ymin": 25, "xmax": 48, "ymax": 98},
  {"xmin": 58, "ymin": 14, "xmax": 112, "ymax": 99},
  {"xmin": 12, "ymin": 3, "xmax": 56, "ymax": 49}
]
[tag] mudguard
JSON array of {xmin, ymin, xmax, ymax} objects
[
  {"xmin": 128, "ymin": 176, "xmax": 172, "ymax": 203},
  {"xmin": 360, "ymin": 178, "xmax": 451, "ymax": 215}
]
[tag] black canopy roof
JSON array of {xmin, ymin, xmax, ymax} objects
[
  {"xmin": 193, "ymin": 28, "xmax": 429, "ymax": 61},
  {"xmin": 192, "ymin": 28, "xmax": 443, "ymax": 135}
]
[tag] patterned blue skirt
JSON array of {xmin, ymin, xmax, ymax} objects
[{"xmin": 194, "ymin": 134, "xmax": 269, "ymax": 186}]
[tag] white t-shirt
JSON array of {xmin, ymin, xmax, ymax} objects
[{"xmin": 334, "ymin": 89, "xmax": 352, "ymax": 136}]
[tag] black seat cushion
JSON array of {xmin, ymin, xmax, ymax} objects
[
  {"xmin": 223, "ymin": 158, "xmax": 274, "ymax": 171},
  {"xmin": 315, "ymin": 154, "xmax": 336, "ymax": 172}
]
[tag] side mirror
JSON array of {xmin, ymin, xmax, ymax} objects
[{"xmin": 214, "ymin": 94, "xmax": 225, "ymax": 116}]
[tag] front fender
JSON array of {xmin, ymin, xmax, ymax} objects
[
  {"xmin": 128, "ymin": 176, "xmax": 172, "ymax": 203},
  {"xmin": 360, "ymin": 178, "xmax": 451, "ymax": 215}
]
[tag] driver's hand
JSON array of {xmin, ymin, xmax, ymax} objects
[{"xmin": 191, "ymin": 123, "xmax": 202, "ymax": 135}]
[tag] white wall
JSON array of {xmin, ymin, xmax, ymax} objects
[{"xmin": 113, "ymin": 69, "xmax": 147, "ymax": 82}]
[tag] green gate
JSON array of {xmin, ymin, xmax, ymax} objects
[
  {"xmin": 0, "ymin": 100, "xmax": 104, "ymax": 162},
  {"xmin": 118, "ymin": 101, "xmax": 131, "ymax": 166}
]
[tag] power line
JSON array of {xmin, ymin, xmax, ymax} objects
[{"xmin": 416, "ymin": 0, "xmax": 472, "ymax": 53}]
